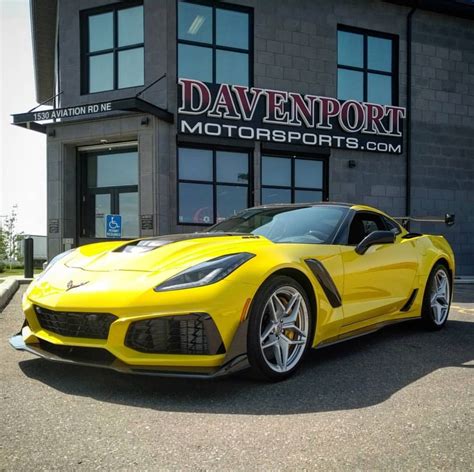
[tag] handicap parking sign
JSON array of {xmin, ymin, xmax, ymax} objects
[{"xmin": 105, "ymin": 214, "xmax": 122, "ymax": 238}]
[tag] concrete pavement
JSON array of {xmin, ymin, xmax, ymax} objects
[{"xmin": 1, "ymin": 286, "xmax": 473, "ymax": 471}]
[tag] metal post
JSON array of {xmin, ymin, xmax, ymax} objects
[{"xmin": 24, "ymin": 238, "xmax": 34, "ymax": 279}]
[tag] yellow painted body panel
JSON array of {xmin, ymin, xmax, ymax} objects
[{"xmin": 19, "ymin": 205, "xmax": 455, "ymax": 372}]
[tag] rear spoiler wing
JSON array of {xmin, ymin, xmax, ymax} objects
[{"xmin": 393, "ymin": 213, "xmax": 455, "ymax": 228}]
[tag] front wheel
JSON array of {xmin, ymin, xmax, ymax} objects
[
  {"xmin": 247, "ymin": 276, "xmax": 313, "ymax": 381},
  {"xmin": 421, "ymin": 263, "xmax": 451, "ymax": 330}
]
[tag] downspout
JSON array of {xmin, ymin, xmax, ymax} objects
[{"xmin": 406, "ymin": 7, "xmax": 416, "ymax": 226}]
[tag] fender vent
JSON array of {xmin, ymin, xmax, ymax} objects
[{"xmin": 400, "ymin": 289, "xmax": 418, "ymax": 312}]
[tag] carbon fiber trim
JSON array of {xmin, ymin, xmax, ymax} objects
[{"xmin": 305, "ymin": 259, "xmax": 343, "ymax": 308}]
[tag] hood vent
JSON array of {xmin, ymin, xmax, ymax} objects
[{"xmin": 114, "ymin": 232, "xmax": 255, "ymax": 254}]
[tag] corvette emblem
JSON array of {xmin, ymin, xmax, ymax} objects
[{"xmin": 66, "ymin": 280, "xmax": 89, "ymax": 291}]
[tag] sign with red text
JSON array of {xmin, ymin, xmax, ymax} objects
[{"xmin": 178, "ymin": 78, "xmax": 405, "ymax": 154}]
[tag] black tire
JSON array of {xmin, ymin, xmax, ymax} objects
[
  {"xmin": 247, "ymin": 275, "xmax": 314, "ymax": 381},
  {"xmin": 421, "ymin": 262, "xmax": 451, "ymax": 331}
]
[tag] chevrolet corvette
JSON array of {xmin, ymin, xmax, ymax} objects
[{"xmin": 10, "ymin": 203, "xmax": 455, "ymax": 381}]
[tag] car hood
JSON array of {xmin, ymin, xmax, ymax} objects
[{"xmin": 64, "ymin": 233, "xmax": 271, "ymax": 273}]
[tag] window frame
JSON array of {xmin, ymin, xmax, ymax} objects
[
  {"xmin": 343, "ymin": 210, "xmax": 402, "ymax": 246},
  {"xmin": 78, "ymin": 146, "xmax": 140, "ymax": 239},
  {"xmin": 176, "ymin": 0, "xmax": 254, "ymax": 86},
  {"xmin": 80, "ymin": 1, "xmax": 145, "ymax": 95},
  {"xmin": 337, "ymin": 24, "xmax": 399, "ymax": 106},
  {"xmin": 177, "ymin": 144, "xmax": 253, "ymax": 226},
  {"xmin": 260, "ymin": 153, "xmax": 329, "ymax": 205}
]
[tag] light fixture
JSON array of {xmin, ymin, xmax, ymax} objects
[{"xmin": 188, "ymin": 15, "xmax": 205, "ymax": 35}]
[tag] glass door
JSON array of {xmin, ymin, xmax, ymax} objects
[{"xmin": 80, "ymin": 146, "xmax": 139, "ymax": 239}]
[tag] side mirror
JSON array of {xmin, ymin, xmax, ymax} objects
[{"xmin": 355, "ymin": 230, "xmax": 395, "ymax": 255}]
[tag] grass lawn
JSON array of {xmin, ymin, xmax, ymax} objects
[{"xmin": 0, "ymin": 268, "xmax": 42, "ymax": 277}]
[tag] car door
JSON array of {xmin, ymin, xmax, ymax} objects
[{"xmin": 339, "ymin": 211, "xmax": 419, "ymax": 330}]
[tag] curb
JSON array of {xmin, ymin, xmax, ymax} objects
[
  {"xmin": 0, "ymin": 277, "xmax": 33, "ymax": 312},
  {"xmin": 0, "ymin": 278, "xmax": 20, "ymax": 312}
]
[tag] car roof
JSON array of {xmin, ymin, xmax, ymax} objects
[{"xmin": 247, "ymin": 201, "xmax": 383, "ymax": 213}]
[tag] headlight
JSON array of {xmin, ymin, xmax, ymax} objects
[
  {"xmin": 36, "ymin": 249, "xmax": 75, "ymax": 281},
  {"xmin": 154, "ymin": 252, "xmax": 255, "ymax": 292}
]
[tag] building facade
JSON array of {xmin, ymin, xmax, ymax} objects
[{"xmin": 18, "ymin": 0, "xmax": 474, "ymax": 274}]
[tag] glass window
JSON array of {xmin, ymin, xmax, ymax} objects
[
  {"xmin": 337, "ymin": 31, "xmax": 363, "ymax": 68},
  {"xmin": 295, "ymin": 159, "xmax": 323, "ymax": 188},
  {"xmin": 89, "ymin": 12, "xmax": 113, "ymax": 52},
  {"xmin": 368, "ymin": 73, "xmax": 392, "ymax": 105},
  {"xmin": 81, "ymin": 148, "xmax": 139, "ymax": 239},
  {"xmin": 217, "ymin": 186, "xmax": 248, "ymax": 222},
  {"xmin": 262, "ymin": 156, "xmax": 291, "ymax": 187},
  {"xmin": 210, "ymin": 206, "xmax": 348, "ymax": 245},
  {"xmin": 337, "ymin": 69, "xmax": 363, "ymax": 102},
  {"xmin": 118, "ymin": 48, "xmax": 144, "ymax": 88},
  {"xmin": 178, "ymin": 2, "xmax": 212, "ymax": 44},
  {"xmin": 84, "ymin": 5, "xmax": 144, "ymax": 93},
  {"xmin": 262, "ymin": 188, "xmax": 292, "ymax": 205},
  {"xmin": 295, "ymin": 190, "xmax": 323, "ymax": 203},
  {"xmin": 177, "ymin": 1, "xmax": 251, "ymax": 85},
  {"xmin": 118, "ymin": 6, "xmax": 144, "ymax": 47},
  {"xmin": 179, "ymin": 148, "xmax": 213, "ymax": 181},
  {"xmin": 337, "ymin": 26, "xmax": 397, "ymax": 105},
  {"xmin": 261, "ymin": 155, "xmax": 326, "ymax": 205},
  {"xmin": 348, "ymin": 212, "xmax": 386, "ymax": 245},
  {"xmin": 89, "ymin": 54, "xmax": 114, "ymax": 93},
  {"xmin": 216, "ymin": 50, "xmax": 249, "ymax": 86},
  {"xmin": 216, "ymin": 9, "xmax": 249, "ymax": 49},
  {"xmin": 178, "ymin": 44, "xmax": 213, "ymax": 82},
  {"xmin": 87, "ymin": 151, "xmax": 138, "ymax": 188},
  {"xmin": 94, "ymin": 194, "xmax": 111, "ymax": 238},
  {"xmin": 178, "ymin": 183, "xmax": 214, "ymax": 224},
  {"xmin": 216, "ymin": 151, "xmax": 249, "ymax": 183},
  {"xmin": 119, "ymin": 192, "xmax": 139, "ymax": 238},
  {"xmin": 368, "ymin": 36, "xmax": 392, "ymax": 72},
  {"xmin": 178, "ymin": 147, "xmax": 250, "ymax": 225}
]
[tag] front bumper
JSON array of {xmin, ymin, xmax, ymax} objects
[{"xmin": 9, "ymin": 323, "xmax": 250, "ymax": 378}]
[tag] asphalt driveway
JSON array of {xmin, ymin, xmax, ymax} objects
[{"xmin": 1, "ymin": 286, "xmax": 473, "ymax": 471}]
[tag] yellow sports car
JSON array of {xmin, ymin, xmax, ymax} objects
[{"xmin": 10, "ymin": 203, "xmax": 455, "ymax": 381}]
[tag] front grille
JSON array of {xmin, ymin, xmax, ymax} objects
[
  {"xmin": 34, "ymin": 306, "xmax": 117, "ymax": 339},
  {"xmin": 125, "ymin": 313, "xmax": 225, "ymax": 355},
  {"xmin": 38, "ymin": 339, "xmax": 116, "ymax": 365}
]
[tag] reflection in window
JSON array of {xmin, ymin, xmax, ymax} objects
[
  {"xmin": 261, "ymin": 155, "xmax": 325, "ymax": 205},
  {"xmin": 337, "ymin": 27, "xmax": 397, "ymax": 105},
  {"xmin": 178, "ymin": 147, "xmax": 250, "ymax": 224},
  {"xmin": 83, "ymin": 4, "xmax": 144, "ymax": 93},
  {"xmin": 177, "ymin": 1, "xmax": 251, "ymax": 85}
]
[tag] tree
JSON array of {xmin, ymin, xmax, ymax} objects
[
  {"xmin": 0, "ymin": 227, "xmax": 6, "ymax": 261},
  {"xmin": 2, "ymin": 205, "xmax": 23, "ymax": 268}
]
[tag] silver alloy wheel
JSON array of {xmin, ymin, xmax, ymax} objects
[
  {"xmin": 430, "ymin": 269, "xmax": 450, "ymax": 325},
  {"xmin": 259, "ymin": 286, "xmax": 309, "ymax": 373}
]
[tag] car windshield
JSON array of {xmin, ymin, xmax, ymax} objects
[{"xmin": 209, "ymin": 206, "xmax": 348, "ymax": 244}]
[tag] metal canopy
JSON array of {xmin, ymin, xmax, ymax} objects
[{"xmin": 11, "ymin": 97, "xmax": 174, "ymax": 134}]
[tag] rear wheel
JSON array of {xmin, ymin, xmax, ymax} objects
[
  {"xmin": 421, "ymin": 263, "xmax": 451, "ymax": 330},
  {"xmin": 247, "ymin": 276, "xmax": 313, "ymax": 381}
]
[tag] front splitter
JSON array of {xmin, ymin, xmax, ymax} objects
[{"xmin": 9, "ymin": 334, "xmax": 249, "ymax": 379}]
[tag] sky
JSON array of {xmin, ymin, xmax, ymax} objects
[{"xmin": 0, "ymin": 0, "xmax": 47, "ymax": 235}]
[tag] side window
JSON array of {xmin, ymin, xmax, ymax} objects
[
  {"xmin": 383, "ymin": 216, "xmax": 402, "ymax": 235},
  {"xmin": 348, "ymin": 212, "xmax": 386, "ymax": 245}
]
